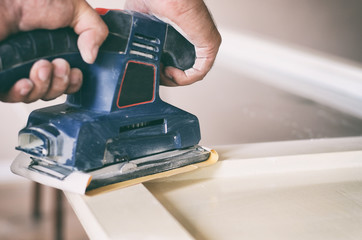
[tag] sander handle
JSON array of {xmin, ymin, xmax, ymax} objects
[
  {"xmin": 0, "ymin": 28, "xmax": 80, "ymax": 93},
  {"xmin": 0, "ymin": 10, "xmax": 195, "ymax": 93}
]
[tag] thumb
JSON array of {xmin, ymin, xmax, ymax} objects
[{"xmin": 71, "ymin": 4, "xmax": 108, "ymax": 64}]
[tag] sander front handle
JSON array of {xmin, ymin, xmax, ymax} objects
[
  {"xmin": 0, "ymin": 10, "xmax": 196, "ymax": 93},
  {"xmin": 0, "ymin": 28, "xmax": 81, "ymax": 93}
]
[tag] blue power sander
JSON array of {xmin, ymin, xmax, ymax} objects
[{"xmin": 0, "ymin": 9, "xmax": 218, "ymax": 195}]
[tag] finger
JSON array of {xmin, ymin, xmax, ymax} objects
[
  {"xmin": 24, "ymin": 59, "xmax": 52, "ymax": 103},
  {"xmin": 65, "ymin": 68, "xmax": 83, "ymax": 94},
  {"xmin": 71, "ymin": 2, "xmax": 108, "ymax": 64},
  {"xmin": 162, "ymin": 65, "xmax": 204, "ymax": 86},
  {"xmin": 41, "ymin": 58, "xmax": 71, "ymax": 101},
  {"xmin": 159, "ymin": 65, "xmax": 178, "ymax": 86},
  {"xmin": 161, "ymin": 53, "xmax": 209, "ymax": 86},
  {"xmin": 124, "ymin": 0, "xmax": 148, "ymax": 12},
  {"xmin": 125, "ymin": 0, "xmax": 221, "ymax": 86},
  {"xmin": 7, "ymin": 1, "xmax": 108, "ymax": 64},
  {"xmin": 0, "ymin": 79, "xmax": 34, "ymax": 103}
]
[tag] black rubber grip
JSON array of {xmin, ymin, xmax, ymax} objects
[
  {"xmin": 0, "ymin": 28, "xmax": 79, "ymax": 72},
  {"xmin": 163, "ymin": 25, "xmax": 196, "ymax": 70},
  {"xmin": 0, "ymin": 28, "xmax": 82, "ymax": 93},
  {"xmin": 0, "ymin": 10, "xmax": 196, "ymax": 93}
]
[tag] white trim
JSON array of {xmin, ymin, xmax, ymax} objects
[
  {"xmin": 0, "ymin": 159, "xmax": 25, "ymax": 183},
  {"xmin": 65, "ymin": 184, "xmax": 194, "ymax": 240},
  {"xmin": 65, "ymin": 137, "xmax": 362, "ymax": 239},
  {"xmin": 151, "ymin": 136, "xmax": 362, "ymax": 182},
  {"xmin": 218, "ymin": 29, "xmax": 362, "ymax": 118}
]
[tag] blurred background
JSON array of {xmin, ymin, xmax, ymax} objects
[{"xmin": 1, "ymin": 0, "xmax": 362, "ymax": 239}]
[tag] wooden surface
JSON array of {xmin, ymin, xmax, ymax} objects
[
  {"xmin": 66, "ymin": 184, "xmax": 193, "ymax": 240},
  {"xmin": 65, "ymin": 137, "xmax": 362, "ymax": 239}
]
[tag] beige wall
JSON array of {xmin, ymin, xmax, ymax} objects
[
  {"xmin": 87, "ymin": 0, "xmax": 362, "ymax": 62},
  {"xmin": 206, "ymin": 0, "xmax": 362, "ymax": 63},
  {"xmin": 87, "ymin": 0, "xmax": 362, "ymax": 63}
]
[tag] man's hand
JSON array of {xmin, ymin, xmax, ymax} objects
[
  {"xmin": 0, "ymin": 0, "xmax": 220, "ymax": 103},
  {"xmin": 125, "ymin": 0, "xmax": 221, "ymax": 86},
  {"xmin": 0, "ymin": 0, "xmax": 108, "ymax": 103}
]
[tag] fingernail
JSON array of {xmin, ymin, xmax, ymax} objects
[
  {"xmin": 70, "ymin": 69, "xmax": 82, "ymax": 84},
  {"xmin": 164, "ymin": 69, "xmax": 173, "ymax": 80},
  {"xmin": 54, "ymin": 65, "xmax": 69, "ymax": 83},
  {"xmin": 20, "ymin": 80, "xmax": 34, "ymax": 96},
  {"xmin": 38, "ymin": 67, "xmax": 51, "ymax": 82},
  {"xmin": 165, "ymin": 73, "xmax": 173, "ymax": 80},
  {"xmin": 88, "ymin": 46, "xmax": 99, "ymax": 64},
  {"xmin": 82, "ymin": 46, "xmax": 98, "ymax": 64},
  {"xmin": 92, "ymin": 46, "xmax": 99, "ymax": 62}
]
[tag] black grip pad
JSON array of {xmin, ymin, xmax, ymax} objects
[
  {"xmin": 0, "ymin": 28, "xmax": 81, "ymax": 93},
  {"xmin": 0, "ymin": 28, "xmax": 79, "ymax": 72},
  {"xmin": 0, "ymin": 10, "xmax": 196, "ymax": 93},
  {"xmin": 162, "ymin": 26, "xmax": 195, "ymax": 70}
]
